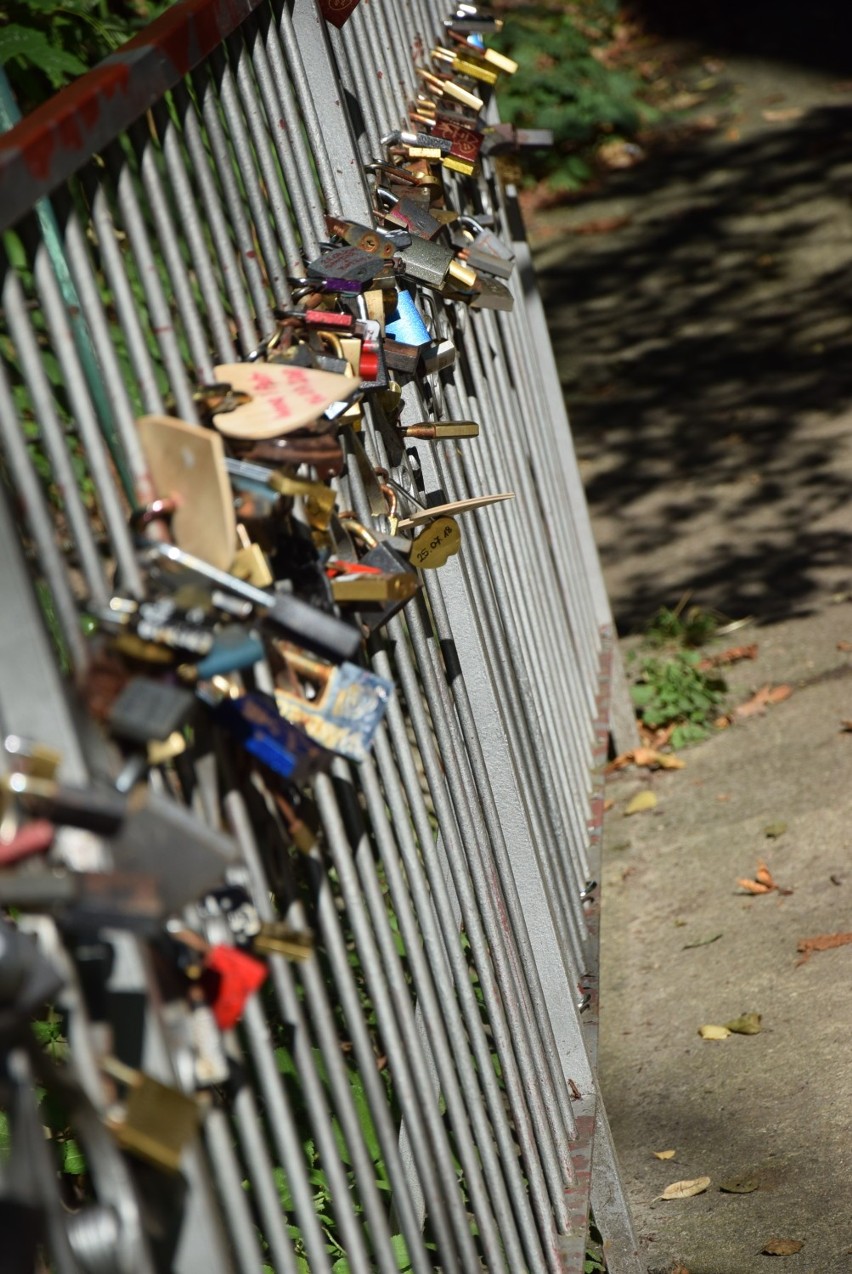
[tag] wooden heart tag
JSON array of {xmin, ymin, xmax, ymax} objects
[{"xmin": 211, "ymin": 363, "xmax": 361, "ymax": 440}]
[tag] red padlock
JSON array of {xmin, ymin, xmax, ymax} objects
[{"xmin": 203, "ymin": 944, "xmax": 267, "ymax": 1031}]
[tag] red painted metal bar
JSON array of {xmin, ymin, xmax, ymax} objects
[{"xmin": 0, "ymin": 0, "xmax": 263, "ymax": 232}]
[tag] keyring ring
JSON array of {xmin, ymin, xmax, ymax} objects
[{"xmin": 129, "ymin": 497, "xmax": 177, "ymax": 530}]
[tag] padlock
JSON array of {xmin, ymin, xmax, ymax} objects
[
  {"xmin": 305, "ymin": 245, "xmax": 391, "ymax": 290},
  {"xmin": 378, "ymin": 189, "xmax": 443, "ymax": 240},
  {"xmin": 342, "ymin": 527, "xmax": 422, "ymax": 632},
  {"xmin": 103, "ymin": 1056, "xmax": 201, "ymax": 1173},
  {"xmin": 230, "ymin": 523, "xmax": 274, "ymax": 589},
  {"xmin": 385, "ymin": 288, "xmax": 433, "ymax": 348},
  {"xmin": 396, "ymin": 236, "xmax": 476, "ymax": 291},
  {"xmin": 447, "ymin": 29, "xmax": 518, "ymax": 75},
  {"xmin": 444, "ymin": 11, "xmax": 503, "ymax": 35},
  {"xmin": 469, "ymin": 272, "xmax": 514, "ymax": 312},
  {"xmin": 251, "ymin": 921, "xmax": 314, "ymax": 960},
  {"xmin": 401, "ymin": 421, "xmax": 480, "ymax": 440},
  {"xmin": 431, "ymin": 44, "xmax": 499, "ymax": 85},
  {"xmin": 431, "ymin": 116, "xmax": 484, "ymax": 171},
  {"xmin": 384, "ymin": 338, "xmax": 421, "ymax": 375},
  {"xmin": 382, "ymin": 128, "xmax": 454, "ymax": 157},
  {"xmin": 455, "ymin": 214, "xmax": 515, "ymax": 278},
  {"xmin": 202, "ymin": 943, "xmax": 267, "ymax": 1030},
  {"xmin": 323, "ymin": 215, "xmax": 395, "ymax": 258},
  {"xmin": 179, "ymin": 626, "xmax": 265, "ymax": 682},
  {"xmin": 107, "ymin": 675, "xmax": 197, "ymax": 745},
  {"xmin": 415, "ymin": 66, "xmax": 484, "ymax": 113},
  {"xmin": 205, "ymin": 688, "xmax": 335, "ymax": 781},
  {"xmin": 273, "ymin": 647, "xmax": 393, "ymax": 763},
  {"xmin": 420, "ymin": 338, "xmax": 457, "ymax": 374},
  {"xmin": 146, "ymin": 542, "xmax": 362, "ymax": 663}
]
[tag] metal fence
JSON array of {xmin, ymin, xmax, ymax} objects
[{"xmin": 0, "ymin": 0, "xmax": 642, "ymax": 1270}]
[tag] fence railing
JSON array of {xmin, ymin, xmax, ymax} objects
[{"xmin": 0, "ymin": 1, "xmax": 642, "ymax": 1270}]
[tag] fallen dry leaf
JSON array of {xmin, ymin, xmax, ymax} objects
[
  {"xmin": 606, "ymin": 747, "xmax": 684, "ymax": 773},
  {"xmin": 764, "ymin": 821, "xmax": 787, "ymax": 839},
  {"xmin": 653, "ymin": 1149, "xmax": 677, "ymax": 1160},
  {"xmin": 725, "ymin": 1012, "xmax": 762, "ymax": 1035},
  {"xmin": 737, "ymin": 860, "xmax": 792, "ymax": 896},
  {"xmin": 638, "ymin": 722, "xmax": 676, "ymax": 749},
  {"xmin": 671, "ymin": 1266, "xmax": 692, "ymax": 1274},
  {"xmin": 719, "ymin": 1175, "xmax": 759, "ymax": 1193},
  {"xmin": 659, "ymin": 1176, "xmax": 711, "ymax": 1200},
  {"xmin": 796, "ymin": 931, "xmax": 852, "ymax": 965},
  {"xmin": 755, "ymin": 861, "xmax": 774, "ymax": 887},
  {"xmin": 606, "ymin": 746, "xmax": 684, "ymax": 773},
  {"xmin": 837, "ymin": 640, "xmax": 852, "ymax": 652},
  {"xmin": 737, "ymin": 877, "xmax": 773, "ymax": 895},
  {"xmin": 761, "ymin": 1237, "xmax": 803, "ymax": 1255},
  {"xmin": 698, "ymin": 1024, "xmax": 731, "ymax": 1040},
  {"xmin": 625, "ymin": 789, "xmax": 657, "ymax": 816},
  {"xmin": 761, "ymin": 107, "xmax": 804, "ymax": 122},
  {"xmin": 734, "ymin": 684, "xmax": 793, "ymax": 719},
  {"xmin": 697, "ymin": 643, "xmax": 758, "ymax": 671}
]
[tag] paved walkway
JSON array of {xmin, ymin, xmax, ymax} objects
[{"xmin": 535, "ymin": 50, "xmax": 852, "ymax": 1274}]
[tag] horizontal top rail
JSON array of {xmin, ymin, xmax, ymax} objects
[{"xmin": 0, "ymin": 0, "xmax": 263, "ymax": 232}]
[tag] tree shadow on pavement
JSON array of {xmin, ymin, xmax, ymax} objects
[{"xmin": 536, "ymin": 103, "xmax": 852, "ymax": 633}]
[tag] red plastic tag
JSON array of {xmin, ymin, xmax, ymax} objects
[
  {"xmin": 204, "ymin": 945, "xmax": 267, "ymax": 1030},
  {"xmin": 317, "ymin": 0, "xmax": 363, "ymax": 29}
]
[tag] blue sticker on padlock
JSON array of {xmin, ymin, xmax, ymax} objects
[
  {"xmin": 206, "ymin": 691, "xmax": 333, "ymax": 781},
  {"xmin": 385, "ymin": 288, "xmax": 432, "ymax": 348}
]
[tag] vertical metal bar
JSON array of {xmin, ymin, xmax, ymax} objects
[{"xmin": 2, "ymin": 267, "xmax": 110, "ymax": 607}]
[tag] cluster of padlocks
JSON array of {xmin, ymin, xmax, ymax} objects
[{"xmin": 0, "ymin": 0, "xmax": 642, "ymax": 1269}]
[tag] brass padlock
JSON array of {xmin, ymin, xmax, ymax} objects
[
  {"xmin": 252, "ymin": 921, "xmax": 315, "ymax": 960},
  {"xmin": 103, "ymin": 1056, "xmax": 201, "ymax": 1174},
  {"xmin": 230, "ymin": 523, "xmax": 274, "ymax": 588}
]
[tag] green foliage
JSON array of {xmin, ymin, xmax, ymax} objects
[
  {"xmin": 493, "ymin": 2, "xmax": 657, "ymax": 189},
  {"xmin": 0, "ymin": 0, "xmax": 169, "ymax": 112},
  {"xmin": 643, "ymin": 601, "xmax": 720, "ymax": 649},
  {"xmin": 631, "ymin": 649, "xmax": 725, "ymax": 748}
]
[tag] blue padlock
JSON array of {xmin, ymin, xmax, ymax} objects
[
  {"xmin": 205, "ymin": 690, "xmax": 334, "ymax": 781},
  {"xmin": 385, "ymin": 287, "xmax": 432, "ymax": 348}
]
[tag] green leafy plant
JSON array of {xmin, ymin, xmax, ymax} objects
[
  {"xmin": 643, "ymin": 600, "xmax": 720, "ymax": 649},
  {"xmin": 0, "ymin": 0, "xmax": 170, "ymax": 113},
  {"xmin": 492, "ymin": 1, "xmax": 658, "ymax": 190},
  {"xmin": 631, "ymin": 649, "xmax": 725, "ymax": 748}
]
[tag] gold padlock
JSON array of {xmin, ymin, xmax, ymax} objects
[
  {"xmin": 252, "ymin": 921, "xmax": 315, "ymax": 960},
  {"xmin": 230, "ymin": 523, "xmax": 274, "ymax": 588},
  {"xmin": 103, "ymin": 1056, "xmax": 201, "ymax": 1173}
]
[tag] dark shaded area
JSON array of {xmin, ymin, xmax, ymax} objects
[
  {"xmin": 630, "ymin": 0, "xmax": 852, "ymax": 74},
  {"xmin": 537, "ymin": 103, "xmax": 852, "ymax": 632}
]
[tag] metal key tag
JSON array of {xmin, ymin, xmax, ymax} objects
[
  {"xmin": 396, "ymin": 492, "xmax": 514, "ymax": 529},
  {"xmin": 136, "ymin": 415, "xmax": 237, "ymax": 570},
  {"xmin": 410, "ymin": 516, "xmax": 461, "ymax": 569},
  {"xmin": 274, "ymin": 649, "xmax": 393, "ymax": 763},
  {"xmin": 210, "ymin": 364, "xmax": 361, "ymax": 440}
]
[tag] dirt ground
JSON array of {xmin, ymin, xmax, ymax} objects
[{"xmin": 532, "ymin": 39, "xmax": 852, "ymax": 1274}]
